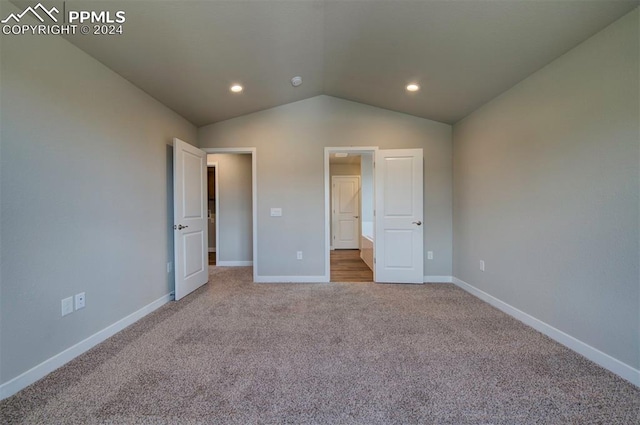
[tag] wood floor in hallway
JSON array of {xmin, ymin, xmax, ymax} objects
[{"xmin": 330, "ymin": 249, "xmax": 373, "ymax": 282}]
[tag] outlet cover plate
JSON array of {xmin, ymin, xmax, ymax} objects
[{"xmin": 75, "ymin": 292, "xmax": 86, "ymax": 310}]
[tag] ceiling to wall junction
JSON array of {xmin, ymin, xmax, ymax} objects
[{"xmin": 12, "ymin": 0, "xmax": 638, "ymax": 126}]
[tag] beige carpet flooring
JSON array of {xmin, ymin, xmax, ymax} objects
[{"xmin": 1, "ymin": 266, "xmax": 638, "ymax": 424}]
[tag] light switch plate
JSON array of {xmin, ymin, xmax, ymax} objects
[
  {"xmin": 270, "ymin": 208, "xmax": 282, "ymax": 217},
  {"xmin": 62, "ymin": 297, "xmax": 73, "ymax": 316}
]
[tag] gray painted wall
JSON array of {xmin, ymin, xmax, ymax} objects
[
  {"xmin": 199, "ymin": 95, "xmax": 453, "ymax": 278},
  {"xmin": 207, "ymin": 154, "xmax": 253, "ymax": 263},
  {"xmin": 0, "ymin": 1, "xmax": 197, "ymax": 384},
  {"xmin": 360, "ymin": 154, "xmax": 374, "ymax": 224},
  {"xmin": 453, "ymin": 9, "xmax": 639, "ymax": 369}
]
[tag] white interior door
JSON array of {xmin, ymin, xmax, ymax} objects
[
  {"xmin": 332, "ymin": 175, "xmax": 360, "ymax": 249},
  {"xmin": 173, "ymin": 138, "xmax": 208, "ymax": 300},
  {"xmin": 374, "ymin": 149, "xmax": 423, "ymax": 283}
]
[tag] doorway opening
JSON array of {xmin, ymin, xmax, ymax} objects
[
  {"xmin": 325, "ymin": 147, "xmax": 377, "ymax": 282},
  {"xmin": 207, "ymin": 164, "xmax": 218, "ymax": 266},
  {"xmin": 204, "ymin": 148, "xmax": 257, "ymax": 281}
]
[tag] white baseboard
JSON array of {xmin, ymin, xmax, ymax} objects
[
  {"xmin": 255, "ymin": 275, "xmax": 328, "ymax": 283},
  {"xmin": 208, "ymin": 247, "xmax": 216, "ymax": 253},
  {"xmin": 423, "ymin": 275, "xmax": 453, "ymax": 283},
  {"xmin": 217, "ymin": 261, "xmax": 252, "ymax": 267},
  {"xmin": 0, "ymin": 293, "xmax": 172, "ymax": 401},
  {"xmin": 452, "ymin": 277, "xmax": 640, "ymax": 387}
]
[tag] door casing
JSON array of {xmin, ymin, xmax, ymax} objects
[
  {"xmin": 203, "ymin": 147, "xmax": 258, "ymax": 282},
  {"xmin": 324, "ymin": 147, "xmax": 424, "ymax": 284},
  {"xmin": 207, "ymin": 163, "xmax": 218, "ymax": 257},
  {"xmin": 324, "ymin": 147, "xmax": 378, "ymax": 281}
]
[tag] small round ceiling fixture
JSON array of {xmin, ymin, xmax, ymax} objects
[
  {"xmin": 406, "ymin": 83, "xmax": 420, "ymax": 92},
  {"xmin": 291, "ymin": 76, "xmax": 303, "ymax": 87},
  {"xmin": 230, "ymin": 84, "xmax": 243, "ymax": 93}
]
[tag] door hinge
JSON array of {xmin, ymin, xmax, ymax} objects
[{"xmin": 374, "ymin": 257, "xmax": 376, "ymax": 264}]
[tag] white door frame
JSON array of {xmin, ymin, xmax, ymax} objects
[
  {"xmin": 203, "ymin": 148, "xmax": 257, "ymax": 282},
  {"xmin": 207, "ymin": 163, "xmax": 219, "ymax": 256},
  {"xmin": 324, "ymin": 147, "xmax": 378, "ymax": 282}
]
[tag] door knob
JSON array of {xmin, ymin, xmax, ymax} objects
[
  {"xmin": 353, "ymin": 215, "xmax": 359, "ymax": 219},
  {"xmin": 175, "ymin": 224, "xmax": 189, "ymax": 230},
  {"xmin": 412, "ymin": 221, "xmax": 422, "ymax": 226}
]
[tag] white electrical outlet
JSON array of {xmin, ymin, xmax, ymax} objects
[
  {"xmin": 479, "ymin": 260, "xmax": 485, "ymax": 272},
  {"xmin": 427, "ymin": 251, "xmax": 433, "ymax": 260},
  {"xmin": 61, "ymin": 297, "xmax": 73, "ymax": 317},
  {"xmin": 167, "ymin": 262, "xmax": 173, "ymax": 273},
  {"xmin": 296, "ymin": 251, "xmax": 303, "ymax": 260},
  {"xmin": 75, "ymin": 292, "xmax": 86, "ymax": 310}
]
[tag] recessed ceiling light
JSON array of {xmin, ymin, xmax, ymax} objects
[
  {"xmin": 291, "ymin": 76, "xmax": 303, "ymax": 87},
  {"xmin": 334, "ymin": 153, "xmax": 348, "ymax": 158},
  {"xmin": 230, "ymin": 84, "xmax": 243, "ymax": 93},
  {"xmin": 406, "ymin": 83, "xmax": 420, "ymax": 92}
]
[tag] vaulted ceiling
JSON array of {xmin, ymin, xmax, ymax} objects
[{"xmin": 19, "ymin": 0, "xmax": 639, "ymax": 126}]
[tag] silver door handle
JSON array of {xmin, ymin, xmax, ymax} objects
[
  {"xmin": 175, "ymin": 224, "xmax": 189, "ymax": 230},
  {"xmin": 412, "ymin": 221, "xmax": 422, "ymax": 226}
]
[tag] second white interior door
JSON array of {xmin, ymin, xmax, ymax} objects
[
  {"xmin": 332, "ymin": 175, "xmax": 361, "ymax": 249},
  {"xmin": 374, "ymin": 148, "xmax": 424, "ymax": 283}
]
